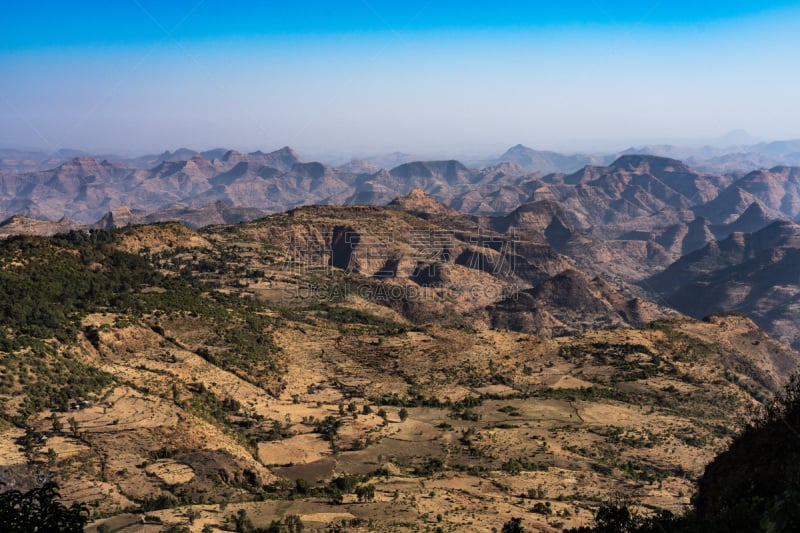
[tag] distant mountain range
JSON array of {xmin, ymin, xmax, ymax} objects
[
  {"xmin": 4, "ymin": 143, "xmax": 799, "ymax": 229},
  {"xmin": 4, "ymin": 136, "xmax": 800, "ymax": 175},
  {"xmin": 3, "ymin": 143, "xmax": 800, "ymax": 349}
]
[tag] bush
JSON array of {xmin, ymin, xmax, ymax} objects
[
  {"xmin": 691, "ymin": 373, "xmax": 800, "ymax": 531},
  {"xmin": 564, "ymin": 502, "xmax": 680, "ymax": 533},
  {"xmin": 501, "ymin": 517, "xmax": 526, "ymax": 533},
  {"xmin": 0, "ymin": 482, "xmax": 88, "ymax": 533}
]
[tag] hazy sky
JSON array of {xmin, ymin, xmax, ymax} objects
[{"xmin": 2, "ymin": 1, "xmax": 800, "ymax": 158}]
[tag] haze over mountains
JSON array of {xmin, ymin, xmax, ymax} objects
[
  {"xmin": 3, "ymin": 136, "xmax": 800, "ymax": 530},
  {"xmin": 1, "ymin": 142, "xmax": 800, "ymax": 337},
  {"xmin": 3, "ymin": 139, "xmax": 800, "ymax": 356},
  {"xmin": 4, "ymin": 133, "xmax": 800, "ymax": 175},
  {"xmin": 3, "ymin": 140, "xmax": 800, "ymax": 224}
]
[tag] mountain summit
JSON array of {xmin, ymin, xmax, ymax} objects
[
  {"xmin": 388, "ymin": 187, "xmax": 459, "ymax": 217},
  {"xmin": 494, "ymin": 144, "xmax": 598, "ymax": 173}
]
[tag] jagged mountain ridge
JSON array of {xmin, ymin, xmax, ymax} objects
[
  {"xmin": 646, "ymin": 220, "xmax": 800, "ymax": 348},
  {"xmin": 489, "ymin": 144, "xmax": 608, "ymax": 173},
  {"xmin": 539, "ymin": 155, "xmax": 732, "ymax": 235},
  {"xmin": 1, "ymin": 152, "xmax": 794, "ymax": 291},
  {"xmin": 3, "ymin": 149, "xmax": 800, "ymax": 355},
  {"xmin": 1, "ymin": 147, "xmax": 797, "ymax": 237}
]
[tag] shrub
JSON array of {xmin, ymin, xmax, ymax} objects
[{"xmin": 0, "ymin": 482, "xmax": 88, "ymax": 533}]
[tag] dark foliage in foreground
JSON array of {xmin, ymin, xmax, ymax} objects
[
  {"xmin": 0, "ymin": 482, "xmax": 88, "ymax": 533},
  {"xmin": 564, "ymin": 374, "xmax": 800, "ymax": 533}
]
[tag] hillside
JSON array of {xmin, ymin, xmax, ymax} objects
[
  {"xmin": 0, "ymin": 210, "xmax": 797, "ymax": 532},
  {"xmin": 646, "ymin": 221, "xmax": 800, "ymax": 349}
]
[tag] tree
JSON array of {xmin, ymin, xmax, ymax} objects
[
  {"xmin": 0, "ymin": 482, "xmax": 88, "ymax": 533},
  {"xmin": 267, "ymin": 419, "xmax": 285, "ymax": 441},
  {"xmin": 266, "ymin": 514, "xmax": 305, "ymax": 533},
  {"xmin": 563, "ymin": 502, "xmax": 679, "ymax": 533},
  {"xmin": 21, "ymin": 427, "xmax": 36, "ymax": 461},
  {"xmin": 233, "ymin": 508, "xmax": 253, "ymax": 533},
  {"xmin": 294, "ymin": 478, "xmax": 309, "ymax": 495},
  {"xmin": 501, "ymin": 517, "xmax": 527, "ymax": 533},
  {"xmin": 284, "ymin": 514, "xmax": 304, "ymax": 533},
  {"xmin": 162, "ymin": 527, "xmax": 190, "ymax": 533},
  {"xmin": 356, "ymin": 484, "xmax": 376, "ymax": 502},
  {"xmin": 50, "ymin": 413, "xmax": 62, "ymax": 433},
  {"xmin": 46, "ymin": 448, "xmax": 58, "ymax": 468},
  {"xmin": 314, "ymin": 415, "xmax": 343, "ymax": 442},
  {"xmin": 328, "ymin": 489, "xmax": 344, "ymax": 505},
  {"xmin": 398, "ymin": 408, "xmax": 409, "ymax": 422},
  {"xmin": 67, "ymin": 417, "xmax": 79, "ymax": 436}
]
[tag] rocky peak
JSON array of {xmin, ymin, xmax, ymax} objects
[
  {"xmin": 0, "ymin": 213, "xmax": 82, "ymax": 236},
  {"xmin": 55, "ymin": 156, "xmax": 110, "ymax": 174},
  {"xmin": 499, "ymin": 200, "xmax": 576, "ymax": 245},
  {"xmin": 609, "ymin": 154, "xmax": 692, "ymax": 173},
  {"xmin": 250, "ymin": 146, "xmax": 303, "ymax": 172},
  {"xmin": 272, "ymin": 146, "xmax": 301, "ymax": 160},
  {"xmin": 94, "ymin": 205, "xmax": 144, "ymax": 230},
  {"xmin": 222, "ymin": 150, "xmax": 243, "ymax": 161},
  {"xmin": 388, "ymin": 187, "xmax": 457, "ymax": 217}
]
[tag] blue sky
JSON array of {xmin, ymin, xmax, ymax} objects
[{"xmin": 2, "ymin": 1, "xmax": 800, "ymax": 157}]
